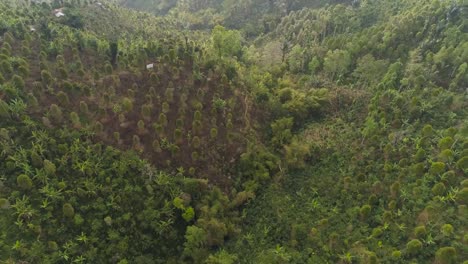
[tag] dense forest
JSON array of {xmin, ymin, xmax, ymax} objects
[{"xmin": 0, "ymin": 0, "xmax": 466, "ymax": 263}]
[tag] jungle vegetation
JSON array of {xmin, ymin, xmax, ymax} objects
[{"xmin": 0, "ymin": 0, "xmax": 467, "ymax": 263}]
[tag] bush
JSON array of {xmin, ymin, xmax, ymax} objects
[
  {"xmin": 79, "ymin": 101, "xmax": 89, "ymax": 114},
  {"xmin": 159, "ymin": 113, "xmax": 168, "ymax": 127},
  {"xmin": 422, "ymin": 124, "xmax": 433, "ymax": 137},
  {"xmin": 406, "ymin": 239, "xmax": 422, "ymax": 256},
  {"xmin": 56, "ymin": 91, "xmax": 69, "ymax": 106},
  {"xmin": 17, "ymin": 174, "xmax": 33, "ymax": 190},
  {"xmin": 435, "ymin": 247, "xmax": 457, "ymax": 264},
  {"xmin": 0, "ymin": 198, "xmax": 10, "ymax": 209},
  {"xmin": 413, "ymin": 226, "xmax": 426, "ymax": 238},
  {"xmin": 41, "ymin": 70, "xmax": 53, "ymax": 86},
  {"xmin": 162, "ymin": 102, "xmax": 170, "ymax": 114},
  {"xmin": 456, "ymin": 188, "xmax": 468, "ymax": 205},
  {"xmin": 429, "ymin": 162, "xmax": 445, "ymax": 175},
  {"xmin": 456, "ymin": 156, "xmax": 468, "ymax": 170},
  {"xmin": 0, "ymin": 99, "xmax": 9, "ymax": 118},
  {"xmin": 122, "ymin": 97, "xmax": 133, "ymax": 112},
  {"xmin": 210, "ymin": 128, "xmax": 218, "ymax": 139},
  {"xmin": 63, "ymin": 203, "xmax": 75, "ymax": 218},
  {"xmin": 431, "ymin": 182, "xmax": 446, "ymax": 196},
  {"xmin": 43, "ymin": 159, "xmax": 56, "ymax": 176},
  {"xmin": 360, "ymin": 204, "xmax": 371, "ymax": 219},
  {"xmin": 192, "ymin": 136, "xmax": 201, "ymax": 149},
  {"xmin": 49, "ymin": 104, "xmax": 63, "ymax": 123},
  {"xmin": 12, "ymin": 75, "xmax": 25, "ymax": 90},
  {"xmin": 438, "ymin": 137, "xmax": 454, "ymax": 150},
  {"xmin": 440, "ymin": 224, "xmax": 453, "ymax": 236}
]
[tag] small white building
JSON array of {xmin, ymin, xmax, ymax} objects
[
  {"xmin": 146, "ymin": 63, "xmax": 154, "ymax": 70},
  {"xmin": 53, "ymin": 8, "xmax": 65, "ymax": 18}
]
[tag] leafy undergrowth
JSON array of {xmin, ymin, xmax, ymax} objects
[{"xmin": 225, "ymin": 113, "xmax": 467, "ymax": 263}]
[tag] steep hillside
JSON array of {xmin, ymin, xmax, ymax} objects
[{"xmin": 0, "ymin": 0, "xmax": 467, "ymax": 263}]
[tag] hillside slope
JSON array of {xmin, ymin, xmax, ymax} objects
[{"xmin": 0, "ymin": 0, "xmax": 467, "ymax": 263}]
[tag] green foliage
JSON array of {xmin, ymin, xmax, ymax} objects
[
  {"xmin": 360, "ymin": 204, "xmax": 371, "ymax": 219},
  {"xmin": 270, "ymin": 117, "xmax": 293, "ymax": 149},
  {"xmin": 456, "ymin": 156, "xmax": 468, "ymax": 170},
  {"xmin": 0, "ymin": 99, "xmax": 9, "ymax": 118},
  {"xmin": 435, "ymin": 247, "xmax": 457, "ymax": 264},
  {"xmin": 62, "ymin": 203, "xmax": 75, "ymax": 218},
  {"xmin": 431, "ymin": 182, "xmax": 446, "ymax": 196},
  {"xmin": 212, "ymin": 25, "xmax": 242, "ymax": 57},
  {"xmin": 438, "ymin": 137, "xmax": 454, "ymax": 150},
  {"xmin": 12, "ymin": 75, "xmax": 25, "ymax": 90},
  {"xmin": 16, "ymin": 174, "xmax": 33, "ymax": 190},
  {"xmin": 43, "ymin": 160, "xmax": 56, "ymax": 176},
  {"xmin": 324, "ymin": 49, "xmax": 351, "ymax": 79},
  {"xmin": 406, "ymin": 239, "xmax": 423, "ymax": 256},
  {"xmin": 429, "ymin": 162, "xmax": 446, "ymax": 175},
  {"xmin": 440, "ymin": 224, "xmax": 453, "ymax": 237},
  {"xmin": 413, "ymin": 226, "xmax": 426, "ymax": 238}
]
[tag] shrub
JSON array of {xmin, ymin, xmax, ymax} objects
[
  {"xmin": 174, "ymin": 129, "xmax": 183, "ymax": 142},
  {"xmin": 79, "ymin": 101, "xmax": 89, "ymax": 114},
  {"xmin": 159, "ymin": 113, "xmax": 168, "ymax": 127},
  {"xmin": 456, "ymin": 156, "xmax": 468, "ymax": 170},
  {"xmin": 137, "ymin": 120, "xmax": 145, "ymax": 133},
  {"xmin": 439, "ymin": 149, "xmax": 454, "ymax": 162},
  {"xmin": 390, "ymin": 181, "xmax": 400, "ymax": 197},
  {"xmin": 372, "ymin": 227, "xmax": 383, "ymax": 238},
  {"xmin": 192, "ymin": 120, "xmax": 202, "ymax": 134},
  {"xmin": 70, "ymin": 112, "xmax": 81, "ymax": 128},
  {"xmin": 192, "ymin": 136, "xmax": 201, "ymax": 149},
  {"xmin": 122, "ymin": 97, "xmax": 133, "ymax": 112},
  {"xmin": 438, "ymin": 137, "xmax": 454, "ymax": 150},
  {"xmin": 0, "ymin": 60, "xmax": 13, "ymax": 76},
  {"xmin": 113, "ymin": 132, "xmax": 120, "ymax": 143},
  {"xmin": 422, "ymin": 124, "xmax": 433, "ymax": 137},
  {"xmin": 429, "ymin": 162, "xmax": 446, "ymax": 175},
  {"xmin": 406, "ymin": 239, "xmax": 422, "ymax": 256},
  {"xmin": 194, "ymin": 110, "xmax": 202, "ymax": 121},
  {"xmin": 191, "ymin": 151, "xmax": 199, "ymax": 161},
  {"xmin": 0, "ymin": 198, "xmax": 10, "ymax": 209},
  {"xmin": 30, "ymin": 151, "xmax": 43, "ymax": 168},
  {"xmin": 56, "ymin": 91, "xmax": 69, "ymax": 106},
  {"xmin": 162, "ymin": 102, "xmax": 170, "ymax": 114},
  {"xmin": 414, "ymin": 226, "xmax": 426, "ymax": 238},
  {"xmin": 12, "ymin": 75, "xmax": 25, "ymax": 90},
  {"xmin": 182, "ymin": 207, "xmax": 195, "ymax": 222},
  {"xmin": 41, "ymin": 70, "xmax": 53, "ymax": 86},
  {"xmin": 49, "ymin": 104, "xmax": 63, "ymax": 123},
  {"xmin": 141, "ymin": 105, "xmax": 152, "ymax": 120},
  {"xmin": 456, "ymin": 188, "xmax": 468, "ymax": 205},
  {"xmin": 435, "ymin": 247, "xmax": 457, "ymax": 264},
  {"xmin": 152, "ymin": 140, "xmax": 162, "ymax": 153},
  {"xmin": 360, "ymin": 204, "xmax": 371, "ymax": 219},
  {"xmin": 43, "ymin": 159, "xmax": 56, "ymax": 176},
  {"xmin": 58, "ymin": 66, "xmax": 68, "ymax": 79},
  {"xmin": 0, "ymin": 99, "xmax": 9, "ymax": 118},
  {"xmin": 17, "ymin": 174, "xmax": 33, "ymax": 190},
  {"xmin": 63, "ymin": 203, "xmax": 75, "ymax": 218},
  {"xmin": 440, "ymin": 224, "xmax": 453, "ymax": 236},
  {"xmin": 391, "ymin": 250, "xmax": 401, "ymax": 259},
  {"xmin": 175, "ymin": 118, "xmax": 184, "ymax": 128},
  {"xmin": 210, "ymin": 128, "xmax": 218, "ymax": 139},
  {"xmin": 94, "ymin": 121, "xmax": 103, "ymax": 134},
  {"xmin": 431, "ymin": 182, "xmax": 446, "ymax": 196},
  {"xmin": 18, "ymin": 65, "xmax": 29, "ymax": 78},
  {"xmin": 165, "ymin": 88, "xmax": 174, "ymax": 102}
]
